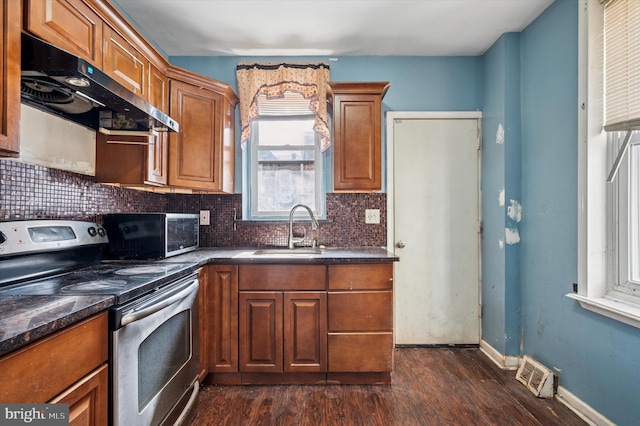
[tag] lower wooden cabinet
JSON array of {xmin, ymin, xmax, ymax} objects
[
  {"xmin": 239, "ymin": 291, "xmax": 327, "ymax": 374},
  {"xmin": 49, "ymin": 364, "xmax": 108, "ymax": 426},
  {"xmin": 327, "ymin": 263, "xmax": 394, "ymax": 378},
  {"xmin": 239, "ymin": 291, "xmax": 283, "ymax": 373},
  {"xmin": 205, "ymin": 264, "xmax": 238, "ymax": 375},
  {"xmin": 0, "ymin": 312, "xmax": 109, "ymax": 425},
  {"xmin": 203, "ymin": 262, "xmax": 393, "ymax": 385}
]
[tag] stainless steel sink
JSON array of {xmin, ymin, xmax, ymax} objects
[{"xmin": 252, "ymin": 247, "xmax": 323, "ymax": 257}]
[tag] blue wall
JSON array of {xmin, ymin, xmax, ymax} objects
[
  {"xmin": 481, "ymin": 32, "xmax": 522, "ymax": 357},
  {"xmin": 169, "ymin": 56, "xmax": 483, "ymax": 113},
  {"xmin": 519, "ymin": 0, "xmax": 640, "ymax": 424},
  {"xmin": 165, "ymin": 0, "xmax": 640, "ymax": 422},
  {"xmin": 170, "ymin": 56, "xmax": 483, "ymax": 192}
]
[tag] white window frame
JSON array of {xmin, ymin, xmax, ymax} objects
[
  {"xmin": 570, "ymin": 0, "xmax": 640, "ymax": 328},
  {"xmin": 242, "ymin": 95, "xmax": 326, "ymax": 221}
]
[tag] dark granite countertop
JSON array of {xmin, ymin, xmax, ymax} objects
[
  {"xmin": 0, "ymin": 247, "xmax": 397, "ymax": 357},
  {"xmin": 0, "ymin": 294, "xmax": 114, "ymax": 357},
  {"xmin": 163, "ymin": 246, "xmax": 400, "ymax": 266}
]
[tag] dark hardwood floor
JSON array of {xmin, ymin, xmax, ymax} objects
[{"xmin": 192, "ymin": 347, "xmax": 587, "ymax": 425}]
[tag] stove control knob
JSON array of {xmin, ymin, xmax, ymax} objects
[
  {"xmin": 97, "ymin": 227, "xmax": 106, "ymax": 237},
  {"xmin": 88, "ymin": 227, "xmax": 98, "ymax": 237}
]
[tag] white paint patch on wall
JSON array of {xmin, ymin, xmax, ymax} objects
[
  {"xmin": 498, "ymin": 238, "xmax": 504, "ymax": 249},
  {"xmin": 19, "ymin": 105, "xmax": 96, "ymax": 175},
  {"xmin": 507, "ymin": 199, "xmax": 522, "ymax": 222},
  {"xmin": 496, "ymin": 123, "xmax": 504, "ymax": 144},
  {"xmin": 498, "ymin": 187, "xmax": 505, "ymax": 207},
  {"xmin": 505, "ymin": 227, "xmax": 521, "ymax": 245}
]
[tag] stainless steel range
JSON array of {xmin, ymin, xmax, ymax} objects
[{"xmin": 0, "ymin": 219, "xmax": 200, "ymax": 426}]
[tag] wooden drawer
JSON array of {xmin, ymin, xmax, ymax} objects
[
  {"xmin": 0, "ymin": 312, "xmax": 108, "ymax": 403},
  {"xmin": 328, "ymin": 333, "xmax": 393, "ymax": 372},
  {"xmin": 328, "ymin": 263, "xmax": 393, "ymax": 290},
  {"xmin": 328, "ymin": 290, "xmax": 392, "ymax": 332},
  {"xmin": 239, "ymin": 264, "xmax": 326, "ymax": 291}
]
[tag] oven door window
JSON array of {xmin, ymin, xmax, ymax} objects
[{"xmin": 138, "ymin": 310, "xmax": 191, "ymax": 410}]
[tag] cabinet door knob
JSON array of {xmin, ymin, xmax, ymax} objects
[{"xmin": 396, "ymin": 240, "xmax": 406, "ymax": 249}]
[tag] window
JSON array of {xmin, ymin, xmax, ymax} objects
[
  {"xmin": 573, "ymin": 0, "xmax": 640, "ymax": 327},
  {"xmin": 607, "ymin": 131, "xmax": 640, "ymax": 301},
  {"xmin": 247, "ymin": 92, "xmax": 325, "ymax": 219},
  {"xmin": 235, "ymin": 62, "xmax": 331, "ymax": 221}
]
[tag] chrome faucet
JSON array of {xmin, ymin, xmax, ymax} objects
[{"xmin": 288, "ymin": 204, "xmax": 319, "ymax": 249}]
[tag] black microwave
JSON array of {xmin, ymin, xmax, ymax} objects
[{"xmin": 102, "ymin": 213, "xmax": 199, "ymax": 260}]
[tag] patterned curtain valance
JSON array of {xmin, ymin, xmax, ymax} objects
[{"xmin": 236, "ymin": 62, "xmax": 331, "ymax": 151}]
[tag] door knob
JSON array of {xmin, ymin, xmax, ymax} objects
[{"xmin": 396, "ymin": 240, "xmax": 406, "ymax": 248}]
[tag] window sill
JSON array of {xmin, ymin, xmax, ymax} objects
[{"xmin": 566, "ymin": 293, "xmax": 640, "ymax": 329}]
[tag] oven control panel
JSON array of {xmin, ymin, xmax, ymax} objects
[{"xmin": 0, "ymin": 220, "xmax": 108, "ymax": 256}]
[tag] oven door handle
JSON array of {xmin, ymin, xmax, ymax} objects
[
  {"xmin": 174, "ymin": 378, "xmax": 200, "ymax": 426},
  {"xmin": 120, "ymin": 278, "xmax": 198, "ymax": 327}
]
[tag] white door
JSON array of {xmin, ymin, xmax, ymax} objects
[{"xmin": 387, "ymin": 112, "xmax": 481, "ymax": 345}]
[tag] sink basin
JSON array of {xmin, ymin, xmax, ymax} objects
[{"xmin": 252, "ymin": 247, "xmax": 323, "ymax": 257}]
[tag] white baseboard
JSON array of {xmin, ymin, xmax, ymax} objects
[
  {"xmin": 479, "ymin": 339, "xmax": 520, "ymax": 370},
  {"xmin": 556, "ymin": 386, "xmax": 614, "ymax": 426},
  {"xmin": 478, "ymin": 340, "xmax": 614, "ymax": 426}
]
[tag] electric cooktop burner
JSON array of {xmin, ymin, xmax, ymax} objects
[
  {"xmin": 60, "ymin": 279, "xmax": 129, "ymax": 292},
  {"xmin": 0, "ymin": 262, "xmax": 199, "ymax": 304},
  {"xmin": 115, "ymin": 266, "xmax": 169, "ymax": 275}
]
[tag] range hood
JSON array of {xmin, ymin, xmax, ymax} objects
[{"xmin": 20, "ymin": 33, "xmax": 179, "ymax": 134}]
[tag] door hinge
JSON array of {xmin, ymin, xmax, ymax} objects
[{"xmin": 478, "ymin": 221, "xmax": 483, "ymax": 235}]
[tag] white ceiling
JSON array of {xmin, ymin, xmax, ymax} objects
[{"xmin": 112, "ymin": 0, "xmax": 555, "ymax": 57}]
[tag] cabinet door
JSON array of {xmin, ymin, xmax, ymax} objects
[
  {"xmin": 197, "ymin": 268, "xmax": 208, "ymax": 382},
  {"xmin": 206, "ymin": 265, "xmax": 239, "ymax": 373},
  {"xmin": 95, "ymin": 133, "xmax": 148, "ymax": 184},
  {"xmin": 330, "ymin": 82, "xmax": 389, "ymax": 192},
  {"xmin": 284, "ymin": 292, "xmax": 327, "ymax": 373},
  {"xmin": 0, "ymin": 0, "xmax": 20, "ymax": 157},
  {"xmin": 149, "ymin": 64, "xmax": 168, "ymax": 113},
  {"xmin": 144, "ymin": 131, "xmax": 168, "ymax": 186},
  {"xmin": 169, "ymin": 79, "xmax": 224, "ymax": 191},
  {"xmin": 145, "ymin": 65, "xmax": 169, "ymax": 185},
  {"xmin": 103, "ymin": 25, "xmax": 147, "ymax": 99},
  {"xmin": 25, "ymin": 0, "xmax": 103, "ymax": 66},
  {"xmin": 239, "ymin": 291, "xmax": 282, "ymax": 373},
  {"xmin": 49, "ymin": 364, "xmax": 108, "ymax": 426}
]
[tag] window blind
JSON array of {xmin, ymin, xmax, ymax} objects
[
  {"xmin": 604, "ymin": 0, "xmax": 640, "ymax": 130},
  {"xmin": 256, "ymin": 91, "xmax": 313, "ymax": 116}
]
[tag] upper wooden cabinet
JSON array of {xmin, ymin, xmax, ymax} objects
[
  {"xmin": 95, "ymin": 62, "xmax": 169, "ymax": 188},
  {"xmin": 0, "ymin": 0, "xmax": 21, "ymax": 157},
  {"xmin": 103, "ymin": 24, "xmax": 148, "ymax": 100},
  {"xmin": 21, "ymin": 0, "xmax": 239, "ymax": 192},
  {"xmin": 328, "ymin": 82, "xmax": 390, "ymax": 192},
  {"xmin": 149, "ymin": 63, "xmax": 168, "ymax": 113},
  {"xmin": 168, "ymin": 67, "xmax": 238, "ymax": 193},
  {"xmin": 25, "ymin": 0, "xmax": 103, "ymax": 66}
]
